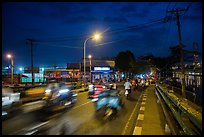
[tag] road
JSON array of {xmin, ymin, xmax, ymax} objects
[{"xmin": 2, "ymin": 83, "xmax": 146, "ymax": 135}]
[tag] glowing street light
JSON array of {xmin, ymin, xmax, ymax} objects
[
  {"xmin": 83, "ymin": 32, "xmax": 101, "ymax": 87},
  {"xmin": 7, "ymin": 54, "xmax": 14, "ymax": 85}
]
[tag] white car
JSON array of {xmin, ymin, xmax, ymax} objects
[{"xmin": 2, "ymin": 87, "xmax": 22, "ymax": 118}]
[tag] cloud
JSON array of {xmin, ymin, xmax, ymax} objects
[
  {"xmin": 183, "ymin": 15, "xmax": 202, "ymax": 21},
  {"xmin": 19, "ymin": 3, "xmax": 94, "ymax": 19},
  {"xmin": 119, "ymin": 3, "xmax": 151, "ymax": 18},
  {"xmin": 63, "ymin": 16, "xmax": 98, "ymax": 24},
  {"xmin": 103, "ymin": 16, "xmax": 129, "ymax": 24}
]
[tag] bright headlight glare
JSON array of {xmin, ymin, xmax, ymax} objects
[
  {"xmin": 45, "ymin": 89, "xmax": 51, "ymax": 93},
  {"xmin": 59, "ymin": 89, "xmax": 69, "ymax": 93},
  {"xmin": 91, "ymin": 98, "xmax": 98, "ymax": 102},
  {"xmin": 72, "ymin": 93, "xmax": 78, "ymax": 96}
]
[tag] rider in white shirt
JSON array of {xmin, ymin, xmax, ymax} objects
[{"xmin": 124, "ymin": 78, "xmax": 132, "ymax": 97}]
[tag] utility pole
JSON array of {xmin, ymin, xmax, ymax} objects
[
  {"xmin": 167, "ymin": 8, "xmax": 188, "ymax": 98},
  {"xmin": 193, "ymin": 42, "xmax": 199, "ymax": 102},
  {"xmin": 26, "ymin": 39, "xmax": 35, "ymax": 86}
]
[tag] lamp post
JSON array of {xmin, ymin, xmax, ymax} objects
[
  {"xmin": 88, "ymin": 55, "xmax": 92, "ymax": 83},
  {"xmin": 83, "ymin": 33, "xmax": 101, "ymax": 87},
  {"xmin": 7, "ymin": 54, "xmax": 14, "ymax": 85}
]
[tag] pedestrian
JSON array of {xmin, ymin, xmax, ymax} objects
[{"xmin": 124, "ymin": 78, "xmax": 132, "ymax": 98}]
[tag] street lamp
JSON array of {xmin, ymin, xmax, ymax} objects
[
  {"xmin": 7, "ymin": 54, "xmax": 14, "ymax": 85},
  {"xmin": 88, "ymin": 55, "xmax": 92, "ymax": 83},
  {"xmin": 83, "ymin": 33, "xmax": 101, "ymax": 87}
]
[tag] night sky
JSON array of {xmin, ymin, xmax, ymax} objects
[{"xmin": 2, "ymin": 2, "xmax": 202, "ymax": 69}]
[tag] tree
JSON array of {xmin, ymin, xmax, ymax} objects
[{"xmin": 115, "ymin": 50, "xmax": 137, "ymax": 78}]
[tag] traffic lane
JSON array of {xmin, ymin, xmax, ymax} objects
[
  {"xmin": 2, "ymin": 91, "xmax": 90, "ymax": 135},
  {"xmin": 45, "ymin": 87, "xmax": 144, "ymax": 135},
  {"xmin": 2, "ymin": 85, "xmax": 144, "ymax": 135},
  {"xmin": 2, "ymin": 109, "xmax": 41, "ymax": 135}
]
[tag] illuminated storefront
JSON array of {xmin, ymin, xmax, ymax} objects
[
  {"xmin": 80, "ymin": 59, "xmax": 115, "ymax": 82},
  {"xmin": 44, "ymin": 69, "xmax": 80, "ymax": 83}
]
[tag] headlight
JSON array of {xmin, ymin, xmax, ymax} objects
[
  {"xmin": 91, "ymin": 98, "xmax": 98, "ymax": 102},
  {"xmin": 72, "ymin": 93, "xmax": 78, "ymax": 97},
  {"xmin": 59, "ymin": 89, "xmax": 69, "ymax": 94},
  {"xmin": 2, "ymin": 111, "xmax": 8, "ymax": 116},
  {"xmin": 45, "ymin": 89, "xmax": 51, "ymax": 93}
]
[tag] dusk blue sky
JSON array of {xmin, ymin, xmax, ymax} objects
[{"xmin": 2, "ymin": 2, "xmax": 202, "ymax": 69}]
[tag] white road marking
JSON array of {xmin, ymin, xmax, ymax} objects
[
  {"xmin": 137, "ymin": 114, "xmax": 144, "ymax": 121},
  {"xmin": 140, "ymin": 106, "xmax": 145, "ymax": 111},
  {"xmin": 121, "ymin": 92, "xmax": 143, "ymax": 135},
  {"xmin": 73, "ymin": 101, "xmax": 92, "ymax": 110},
  {"xmin": 142, "ymin": 98, "xmax": 147, "ymax": 101},
  {"xmin": 141, "ymin": 102, "xmax": 146, "ymax": 105},
  {"xmin": 133, "ymin": 126, "xmax": 142, "ymax": 135},
  {"xmin": 22, "ymin": 100, "xmax": 44, "ymax": 106}
]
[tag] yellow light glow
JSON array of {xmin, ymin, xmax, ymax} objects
[
  {"xmin": 94, "ymin": 34, "xmax": 100, "ymax": 39},
  {"xmin": 92, "ymin": 32, "xmax": 101, "ymax": 41}
]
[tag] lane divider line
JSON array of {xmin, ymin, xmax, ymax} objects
[
  {"xmin": 121, "ymin": 92, "xmax": 144, "ymax": 135},
  {"xmin": 133, "ymin": 92, "xmax": 148, "ymax": 135}
]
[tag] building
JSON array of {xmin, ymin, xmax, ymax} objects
[
  {"xmin": 44, "ymin": 64, "xmax": 80, "ymax": 83},
  {"xmin": 79, "ymin": 59, "xmax": 116, "ymax": 82},
  {"xmin": 171, "ymin": 62, "xmax": 202, "ymax": 87}
]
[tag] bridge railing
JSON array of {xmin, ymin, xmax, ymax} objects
[{"xmin": 155, "ymin": 82, "xmax": 202, "ymax": 135}]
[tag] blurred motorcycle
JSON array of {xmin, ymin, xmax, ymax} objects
[
  {"xmin": 42, "ymin": 83, "xmax": 77, "ymax": 111},
  {"xmin": 94, "ymin": 89, "xmax": 124, "ymax": 120}
]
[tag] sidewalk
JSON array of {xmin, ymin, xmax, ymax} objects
[{"xmin": 133, "ymin": 85, "xmax": 165, "ymax": 135}]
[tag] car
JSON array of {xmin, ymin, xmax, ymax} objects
[{"xmin": 2, "ymin": 87, "xmax": 22, "ymax": 119}]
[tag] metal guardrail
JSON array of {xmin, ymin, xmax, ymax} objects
[
  {"xmin": 155, "ymin": 89, "xmax": 178, "ymax": 135},
  {"xmin": 155, "ymin": 83, "xmax": 202, "ymax": 135},
  {"xmin": 158, "ymin": 84, "xmax": 202, "ymax": 131},
  {"xmin": 162, "ymin": 83, "xmax": 202, "ymax": 106}
]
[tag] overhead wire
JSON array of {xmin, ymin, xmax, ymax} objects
[
  {"xmin": 180, "ymin": 2, "xmax": 193, "ymax": 31},
  {"xmin": 34, "ymin": 17, "xmax": 169, "ymax": 50},
  {"xmin": 161, "ymin": 2, "xmax": 172, "ymax": 49}
]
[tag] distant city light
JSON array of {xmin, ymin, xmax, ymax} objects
[
  {"xmin": 19, "ymin": 67, "xmax": 23, "ymax": 71},
  {"xmin": 42, "ymin": 68, "xmax": 44, "ymax": 71}
]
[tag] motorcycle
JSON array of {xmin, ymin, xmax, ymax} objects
[
  {"xmin": 42, "ymin": 83, "xmax": 77, "ymax": 111},
  {"xmin": 125, "ymin": 89, "xmax": 131, "ymax": 99},
  {"xmin": 94, "ymin": 89, "xmax": 124, "ymax": 120}
]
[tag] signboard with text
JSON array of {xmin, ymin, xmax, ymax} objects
[{"xmin": 24, "ymin": 67, "xmax": 39, "ymax": 73}]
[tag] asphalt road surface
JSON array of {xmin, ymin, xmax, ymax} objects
[{"xmin": 2, "ymin": 83, "xmax": 146, "ymax": 135}]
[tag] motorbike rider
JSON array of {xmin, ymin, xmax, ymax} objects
[{"xmin": 124, "ymin": 78, "xmax": 132, "ymax": 98}]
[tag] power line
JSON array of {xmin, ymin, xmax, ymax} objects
[
  {"xmin": 180, "ymin": 2, "xmax": 193, "ymax": 30},
  {"xmin": 106, "ymin": 17, "xmax": 168, "ymax": 34},
  {"xmin": 36, "ymin": 43, "xmax": 83, "ymax": 49},
  {"xmin": 34, "ymin": 17, "xmax": 169, "ymax": 50},
  {"xmin": 34, "ymin": 27, "xmax": 111, "ymax": 43},
  {"xmin": 162, "ymin": 15, "xmax": 174, "ymax": 50}
]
